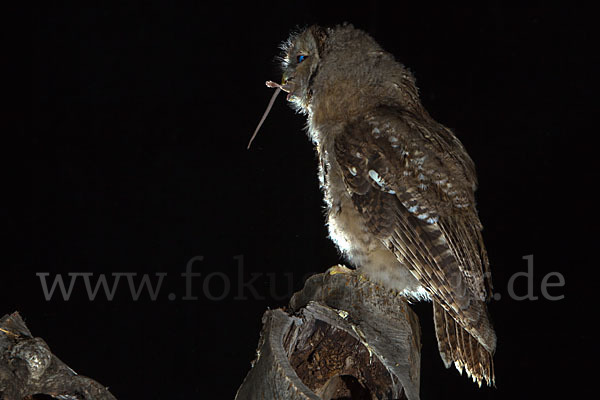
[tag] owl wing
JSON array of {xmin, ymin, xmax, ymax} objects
[{"xmin": 333, "ymin": 108, "xmax": 495, "ymax": 384}]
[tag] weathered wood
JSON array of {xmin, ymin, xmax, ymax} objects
[
  {"xmin": 236, "ymin": 266, "xmax": 421, "ymax": 400},
  {"xmin": 235, "ymin": 309, "xmax": 323, "ymax": 400},
  {"xmin": 0, "ymin": 312, "xmax": 117, "ymax": 400}
]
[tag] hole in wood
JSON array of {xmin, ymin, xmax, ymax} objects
[{"xmin": 284, "ymin": 318, "xmax": 407, "ymax": 400}]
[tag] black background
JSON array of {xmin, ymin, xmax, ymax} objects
[{"xmin": 20, "ymin": 2, "xmax": 591, "ymax": 399}]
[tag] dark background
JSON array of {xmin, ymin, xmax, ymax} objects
[{"xmin": 20, "ymin": 2, "xmax": 591, "ymax": 399}]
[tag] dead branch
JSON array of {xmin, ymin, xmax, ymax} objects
[
  {"xmin": 0, "ymin": 312, "xmax": 117, "ymax": 400},
  {"xmin": 236, "ymin": 266, "xmax": 421, "ymax": 400}
]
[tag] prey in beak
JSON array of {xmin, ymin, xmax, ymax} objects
[
  {"xmin": 246, "ymin": 79, "xmax": 294, "ymax": 150},
  {"xmin": 266, "ymin": 80, "xmax": 294, "ymax": 100}
]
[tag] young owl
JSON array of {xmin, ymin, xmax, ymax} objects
[{"xmin": 268, "ymin": 24, "xmax": 496, "ymax": 387}]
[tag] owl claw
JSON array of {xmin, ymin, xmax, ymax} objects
[{"xmin": 328, "ymin": 264, "xmax": 352, "ymax": 275}]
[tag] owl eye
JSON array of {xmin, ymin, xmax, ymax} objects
[{"xmin": 297, "ymin": 55, "xmax": 307, "ymax": 63}]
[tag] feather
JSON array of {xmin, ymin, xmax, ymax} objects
[{"xmin": 333, "ymin": 108, "xmax": 496, "ymax": 385}]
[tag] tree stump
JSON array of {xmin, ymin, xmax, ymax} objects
[
  {"xmin": 236, "ymin": 265, "xmax": 421, "ymax": 400},
  {"xmin": 0, "ymin": 312, "xmax": 117, "ymax": 400}
]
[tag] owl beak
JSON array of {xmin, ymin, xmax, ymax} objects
[{"xmin": 280, "ymin": 75, "xmax": 295, "ymax": 100}]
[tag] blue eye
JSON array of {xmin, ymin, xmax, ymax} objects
[{"xmin": 297, "ymin": 55, "xmax": 307, "ymax": 63}]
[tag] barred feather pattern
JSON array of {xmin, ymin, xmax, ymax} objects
[
  {"xmin": 433, "ymin": 301, "xmax": 495, "ymax": 386},
  {"xmin": 326, "ymin": 111, "xmax": 496, "ymax": 386}
]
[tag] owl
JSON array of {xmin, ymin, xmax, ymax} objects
[{"xmin": 261, "ymin": 24, "xmax": 496, "ymax": 387}]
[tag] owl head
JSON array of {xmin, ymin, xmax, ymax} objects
[
  {"xmin": 278, "ymin": 25, "xmax": 329, "ymax": 113},
  {"xmin": 277, "ymin": 24, "xmax": 415, "ymax": 119},
  {"xmin": 247, "ymin": 24, "xmax": 421, "ymax": 149}
]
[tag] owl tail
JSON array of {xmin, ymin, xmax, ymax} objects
[{"xmin": 432, "ymin": 301, "xmax": 495, "ymax": 387}]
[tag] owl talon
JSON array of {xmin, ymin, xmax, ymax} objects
[{"xmin": 327, "ymin": 264, "xmax": 352, "ymax": 275}]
